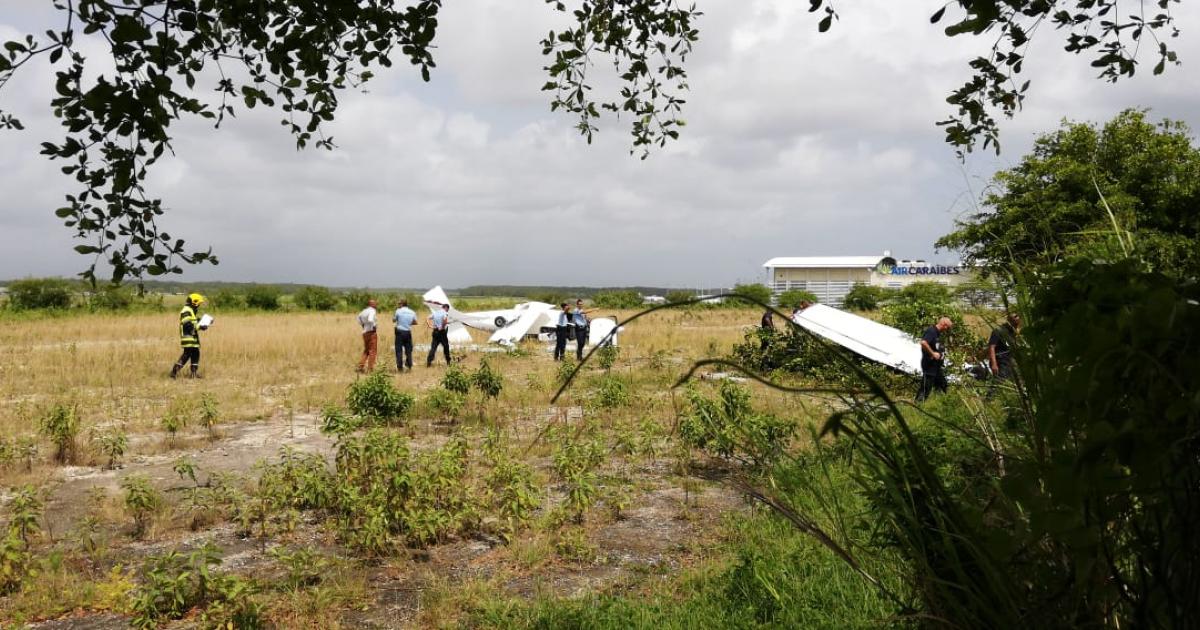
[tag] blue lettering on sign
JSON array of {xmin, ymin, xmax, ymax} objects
[{"xmin": 888, "ymin": 265, "xmax": 961, "ymax": 276}]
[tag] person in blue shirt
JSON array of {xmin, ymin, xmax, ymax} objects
[
  {"xmin": 554, "ymin": 302, "xmax": 572, "ymax": 361},
  {"xmin": 426, "ymin": 303, "xmax": 452, "ymax": 367},
  {"xmin": 572, "ymin": 298, "xmax": 596, "ymax": 361},
  {"xmin": 392, "ymin": 299, "xmax": 418, "ymax": 372}
]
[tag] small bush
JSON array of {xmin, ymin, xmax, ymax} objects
[
  {"xmin": 471, "ymin": 359, "xmax": 504, "ymax": 401},
  {"xmin": 426, "ymin": 389, "xmax": 467, "ymax": 419},
  {"xmin": 665, "ymin": 290, "xmax": 695, "ymax": 305},
  {"xmin": 880, "ymin": 282, "xmax": 964, "ymax": 350},
  {"xmin": 122, "ymin": 475, "xmax": 162, "ymax": 539},
  {"xmin": 596, "ymin": 344, "xmax": 620, "ymax": 370},
  {"xmin": 593, "ymin": 290, "xmax": 642, "ymax": 309},
  {"xmin": 342, "ymin": 290, "xmax": 374, "ymax": 310},
  {"xmin": 294, "ymin": 285, "xmax": 339, "ymax": 311},
  {"xmin": 346, "ymin": 371, "xmax": 414, "ymax": 422},
  {"xmin": 130, "ymin": 543, "xmax": 262, "ymax": 629},
  {"xmin": 593, "ymin": 376, "xmax": 630, "ymax": 409},
  {"xmin": 842, "ymin": 283, "xmax": 892, "ymax": 311},
  {"xmin": 198, "ymin": 393, "xmax": 220, "ymax": 438},
  {"xmin": 94, "ymin": 427, "xmax": 128, "ymax": 470},
  {"xmin": 320, "ymin": 404, "xmax": 361, "ymax": 434},
  {"xmin": 441, "ymin": 364, "xmax": 471, "ymax": 395},
  {"xmin": 87, "ymin": 285, "xmax": 134, "ymax": 310},
  {"xmin": 39, "ymin": 403, "xmax": 81, "ymax": 465},
  {"xmin": 731, "ymin": 283, "xmax": 772, "ymax": 307},
  {"xmin": 679, "ymin": 382, "xmax": 794, "ymax": 468},
  {"xmin": 776, "ymin": 289, "xmax": 819, "ymax": 309},
  {"xmin": 210, "ymin": 289, "xmax": 243, "ymax": 309},
  {"xmin": 7, "ymin": 277, "xmax": 73, "ymax": 310},
  {"xmin": 243, "ymin": 285, "xmax": 282, "ymax": 310}
]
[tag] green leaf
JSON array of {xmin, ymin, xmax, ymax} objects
[{"xmin": 111, "ymin": 17, "xmax": 152, "ymax": 43}]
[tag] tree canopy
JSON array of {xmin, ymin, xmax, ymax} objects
[
  {"xmin": 937, "ymin": 109, "xmax": 1200, "ymax": 279},
  {"xmin": 0, "ymin": 0, "xmax": 1185, "ymax": 282}
]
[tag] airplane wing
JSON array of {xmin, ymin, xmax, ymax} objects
[
  {"xmin": 588, "ymin": 317, "xmax": 621, "ymax": 347},
  {"xmin": 791, "ymin": 304, "xmax": 923, "ymax": 375},
  {"xmin": 488, "ymin": 308, "xmax": 548, "ymax": 345}
]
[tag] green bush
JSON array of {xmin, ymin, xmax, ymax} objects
[
  {"xmin": 441, "ymin": 364, "xmax": 471, "ymax": 395},
  {"xmin": 209, "ymin": 289, "xmax": 243, "ymax": 309},
  {"xmin": 593, "ymin": 290, "xmax": 642, "ymax": 309},
  {"xmin": 39, "ymin": 403, "xmax": 81, "ymax": 465},
  {"xmin": 776, "ymin": 289, "xmax": 818, "ymax": 309},
  {"xmin": 880, "ymin": 282, "xmax": 964, "ymax": 351},
  {"xmin": 425, "ymin": 389, "xmax": 467, "ymax": 419},
  {"xmin": 346, "ymin": 371, "xmax": 414, "ymax": 422},
  {"xmin": 87, "ymin": 285, "xmax": 134, "ymax": 310},
  {"xmin": 6, "ymin": 278, "xmax": 73, "ymax": 310},
  {"xmin": 841, "ymin": 284, "xmax": 891, "ymax": 311},
  {"xmin": 731, "ymin": 283, "xmax": 772, "ymax": 307},
  {"xmin": 294, "ymin": 285, "xmax": 339, "ymax": 311},
  {"xmin": 665, "ymin": 290, "xmax": 695, "ymax": 305},
  {"xmin": 471, "ymin": 359, "xmax": 504, "ymax": 401},
  {"xmin": 342, "ymin": 290, "xmax": 374, "ymax": 310},
  {"xmin": 592, "ymin": 376, "xmax": 630, "ymax": 409},
  {"xmin": 679, "ymin": 382, "xmax": 794, "ymax": 467},
  {"xmin": 243, "ymin": 285, "xmax": 282, "ymax": 310}
]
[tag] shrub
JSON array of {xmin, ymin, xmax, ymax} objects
[
  {"xmin": 210, "ymin": 289, "xmax": 243, "ymax": 309},
  {"xmin": 87, "ymin": 285, "xmax": 134, "ymax": 310},
  {"xmin": 342, "ymin": 290, "xmax": 374, "ymax": 310},
  {"xmin": 731, "ymin": 283, "xmax": 772, "ymax": 307},
  {"xmin": 121, "ymin": 475, "xmax": 162, "ymax": 539},
  {"xmin": 679, "ymin": 382, "xmax": 794, "ymax": 468},
  {"xmin": 198, "ymin": 393, "xmax": 220, "ymax": 438},
  {"xmin": 426, "ymin": 389, "xmax": 467, "ymax": 419},
  {"xmin": 130, "ymin": 543, "xmax": 261, "ymax": 629},
  {"xmin": 7, "ymin": 277, "xmax": 73, "ymax": 310},
  {"xmin": 593, "ymin": 376, "xmax": 631, "ymax": 409},
  {"xmin": 319, "ymin": 404, "xmax": 360, "ymax": 435},
  {"xmin": 593, "ymin": 290, "xmax": 642, "ymax": 309},
  {"xmin": 294, "ymin": 285, "xmax": 338, "ymax": 311},
  {"xmin": 471, "ymin": 359, "xmax": 504, "ymax": 401},
  {"xmin": 596, "ymin": 344, "xmax": 620, "ymax": 370},
  {"xmin": 776, "ymin": 289, "xmax": 818, "ymax": 309},
  {"xmin": 243, "ymin": 285, "xmax": 282, "ymax": 310},
  {"xmin": 346, "ymin": 371, "xmax": 414, "ymax": 422},
  {"xmin": 94, "ymin": 427, "xmax": 128, "ymax": 470},
  {"xmin": 665, "ymin": 290, "xmax": 695, "ymax": 305},
  {"xmin": 842, "ymin": 283, "xmax": 891, "ymax": 311},
  {"xmin": 880, "ymin": 282, "xmax": 964, "ymax": 351},
  {"xmin": 0, "ymin": 486, "xmax": 42, "ymax": 595},
  {"xmin": 39, "ymin": 403, "xmax": 81, "ymax": 465},
  {"xmin": 441, "ymin": 364, "xmax": 471, "ymax": 395}
]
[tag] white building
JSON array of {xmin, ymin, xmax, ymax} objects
[{"xmin": 763, "ymin": 251, "xmax": 975, "ymax": 306}]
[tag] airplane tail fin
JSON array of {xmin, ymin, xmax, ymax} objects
[{"xmin": 422, "ymin": 286, "xmax": 468, "ymax": 317}]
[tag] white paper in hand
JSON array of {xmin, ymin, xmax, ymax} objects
[{"xmin": 198, "ymin": 314, "xmax": 214, "ymax": 328}]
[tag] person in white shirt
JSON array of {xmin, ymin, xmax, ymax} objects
[
  {"xmin": 356, "ymin": 299, "xmax": 378, "ymax": 373},
  {"xmin": 554, "ymin": 301, "xmax": 571, "ymax": 361},
  {"xmin": 426, "ymin": 302, "xmax": 452, "ymax": 367},
  {"xmin": 392, "ymin": 299, "xmax": 418, "ymax": 372}
]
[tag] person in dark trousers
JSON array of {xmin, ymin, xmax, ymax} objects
[
  {"xmin": 393, "ymin": 299, "xmax": 417, "ymax": 372},
  {"xmin": 427, "ymin": 303, "xmax": 452, "ymax": 366},
  {"xmin": 760, "ymin": 309, "xmax": 775, "ymax": 350},
  {"xmin": 987, "ymin": 312, "xmax": 1021, "ymax": 396},
  {"xmin": 916, "ymin": 316, "xmax": 953, "ymax": 402},
  {"xmin": 171, "ymin": 293, "xmax": 208, "ymax": 379},
  {"xmin": 554, "ymin": 302, "xmax": 571, "ymax": 361},
  {"xmin": 572, "ymin": 298, "xmax": 596, "ymax": 361}
]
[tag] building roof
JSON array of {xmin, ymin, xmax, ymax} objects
[{"xmin": 763, "ymin": 256, "xmax": 886, "ymax": 269}]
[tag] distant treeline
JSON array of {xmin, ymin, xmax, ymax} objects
[{"xmin": 453, "ymin": 285, "xmax": 677, "ymax": 298}]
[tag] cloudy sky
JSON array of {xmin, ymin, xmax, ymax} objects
[{"xmin": 2, "ymin": 2, "xmax": 1198, "ymax": 289}]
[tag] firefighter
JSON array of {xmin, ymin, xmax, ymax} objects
[{"xmin": 171, "ymin": 293, "xmax": 208, "ymax": 379}]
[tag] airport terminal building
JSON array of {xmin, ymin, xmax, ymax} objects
[{"xmin": 763, "ymin": 251, "xmax": 975, "ymax": 306}]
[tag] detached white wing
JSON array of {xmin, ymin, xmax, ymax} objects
[
  {"xmin": 488, "ymin": 308, "xmax": 548, "ymax": 345},
  {"xmin": 588, "ymin": 318, "xmax": 621, "ymax": 347},
  {"xmin": 792, "ymin": 304, "xmax": 923, "ymax": 375}
]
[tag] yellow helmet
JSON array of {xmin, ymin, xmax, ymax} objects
[{"xmin": 188, "ymin": 293, "xmax": 206, "ymax": 306}]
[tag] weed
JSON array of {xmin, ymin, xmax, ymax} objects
[
  {"xmin": 472, "ymin": 358, "xmax": 504, "ymax": 401},
  {"xmin": 199, "ymin": 392, "xmax": 221, "ymax": 438},
  {"xmin": 552, "ymin": 428, "xmax": 606, "ymax": 525},
  {"xmin": 161, "ymin": 404, "xmax": 188, "ymax": 447},
  {"xmin": 596, "ymin": 344, "xmax": 620, "ymax": 370},
  {"xmin": 269, "ymin": 546, "xmax": 330, "ymax": 590},
  {"xmin": 121, "ymin": 475, "xmax": 162, "ymax": 539},
  {"xmin": 39, "ymin": 402, "xmax": 81, "ymax": 464},
  {"xmin": 679, "ymin": 381, "xmax": 794, "ymax": 468},
  {"xmin": 93, "ymin": 426, "xmax": 128, "ymax": 470},
  {"xmin": 554, "ymin": 527, "xmax": 597, "ymax": 564},
  {"xmin": 173, "ymin": 455, "xmax": 199, "ymax": 485},
  {"xmin": 346, "ymin": 370, "xmax": 414, "ymax": 423},
  {"xmin": 482, "ymin": 429, "xmax": 541, "ymax": 540},
  {"xmin": 426, "ymin": 388, "xmax": 467, "ymax": 420},
  {"xmin": 319, "ymin": 404, "xmax": 360, "ymax": 435},
  {"xmin": 441, "ymin": 363, "xmax": 471, "ymax": 395},
  {"xmin": 555, "ymin": 359, "xmax": 577, "ymax": 387},
  {"xmin": 592, "ymin": 375, "xmax": 631, "ymax": 409},
  {"xmin": 0, "ymin": 486, "xmax": 43, "ymax": 594},
  {"xmin": 130, "ymin": 542, "xmax": 263, "ymax": 629}
]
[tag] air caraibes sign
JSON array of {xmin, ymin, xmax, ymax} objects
[{"xmin": 875, "ymin": 262, "xmax": 961, "ymax": 276}]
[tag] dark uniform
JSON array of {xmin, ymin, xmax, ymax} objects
[
  {"xmin": 573, "ymin": 305, "xmax": 589, "ymax": 361},
  {"xmin": 553, "ymin": 307, "xmax": 571, "ymax": 361},
  {"xmin": 988, "ymin": 323, "xmax": 1016, "ymax": 381},
  {"xmin": 171, "ymin": 302, "xmax": 201, "ymax": 378},
  {"xmin": 760, "ymin": 310, "xmax": 775, "ymax": 350},
  {"xmin": 916, "ymin": 324, "xmax": 947, "ymax": 401}
]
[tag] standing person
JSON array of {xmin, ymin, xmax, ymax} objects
[
  {"xmin": 572, "ymin": 298, "xmax": 595, "ymax": 361},
  {"xmin": 392, "ymin": 299, "xmax": 417, "ymax": 372},
  {"xmin": 916, "ymin": 316, "xmax": 953, "ymax": 402},
  {"xmin": 170, "ymin": 293, "xmax": 208, "ymax": 379},
  {"xmin": 760, "ymin": 309, "xmax": 775, "ymax": 350},
  {"xmin": 427, "ymin": 303, "xmax": 452, "ymax": 366},
  {"xmin": 987, "ymin": 312, "xmax": 1021, "ymax": 393},
  {"xmin": 553, "ymin": 302, "xmax": 571, "ymax": 361},
  {"xmin": 356, "ymin": 299, "xmax": 378, "ymax": 373}
]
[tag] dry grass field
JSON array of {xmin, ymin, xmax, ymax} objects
[{"xmin": 0, "ymin": 305, "xmax": 834, "ymax": 628}]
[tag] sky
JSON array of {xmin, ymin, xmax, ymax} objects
[{"xmin": 1, "ymin": 2, "xmax": 1198, "ymax": 289}]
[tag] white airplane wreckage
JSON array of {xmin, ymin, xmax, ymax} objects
[
  {"xmin": 421, "ymin": 286, "xmax": 622, "ymax": 349},
  {"xmin": 790, "ymin": 304, "xmax": 923, "ymax": 376}
]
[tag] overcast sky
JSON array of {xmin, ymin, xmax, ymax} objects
[{"xmin": 2, "ymin": 2, "xmax": 1198, "ymax": 289}]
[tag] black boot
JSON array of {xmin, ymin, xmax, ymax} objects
[
  {"xmin": 189, "ymin": 365, "xmax": 200, "ymax": 379},
  {"xmin": 170, "ymin": 363, "xmax": 182, "ymax": 379}
]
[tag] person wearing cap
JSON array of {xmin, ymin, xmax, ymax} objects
[
  {"xmin": 554, "ymin": 302, "xmax": 572, "ymax": 361},
  {"xmin": 392, "ymin": 298, "xmax": 418, "ymax": 372},
  {"xmin": 357, "ymin": 298, "xmax": 379, "ymax": 373},
  {"xmin": 572, "ymin": 299, "xmax": 596, "ymax": 361},
  {"xmin": 171, "ymin": 293, "xmax": 208, "ymax": 379},
  {"xmin": 427, "ymin": 302, "xmax": 452, "ymax": 366}
]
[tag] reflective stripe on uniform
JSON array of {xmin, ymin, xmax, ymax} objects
[{"xmin": 180, "ymin": 305, "xmax": 199, "ymax": 348}]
